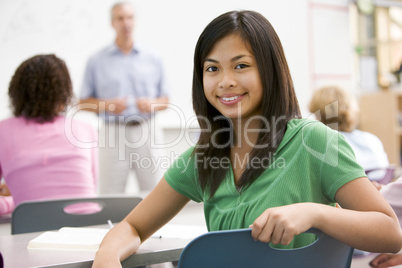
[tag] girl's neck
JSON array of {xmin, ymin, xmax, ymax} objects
[{"xmin": 231, "ymin": 117, "xmax": 260, "ymax": 149}]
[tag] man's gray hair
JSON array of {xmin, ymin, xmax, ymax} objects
[{"xmin": 111, "ymin": 2, "xmax": 134, "ymax": 20}]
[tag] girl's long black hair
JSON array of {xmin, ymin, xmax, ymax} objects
[{"xmin": 192, "ymin": 10, "xmax": 301, "ymax": 198}]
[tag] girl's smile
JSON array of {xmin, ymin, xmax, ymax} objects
[{"xmin": 219, "ymin": 93, "xmax": 247, "ymax": 105}]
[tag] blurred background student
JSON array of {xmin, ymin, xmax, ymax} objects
[
  {"xmin": 0, "ymin": 54, "xmax": 98, "ymax": 215},
  {"xmin": 308, "ymin": 85, "xmax": 389, "ymax": 180},
  {"xmin": 369, "ymin": 175, "xmax": 402, "ymax": 267}
]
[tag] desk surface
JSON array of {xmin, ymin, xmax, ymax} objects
[
  {"xmin": 0, "ymin": 202, "xmax": 206, "ymax": 268},
  {"xmin": 2, "ymin": 230, "xmax": 399, "ymax": 268},
  {"xmin": 0, "ymin": 229, "xmax": 191, "ymax": 268},
  {"xmin": 1, "ymin": 202, "xmax": 400, "ymax": 268}
]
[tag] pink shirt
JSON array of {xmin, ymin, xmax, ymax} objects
[{"xmin": 0, "ymin": 116, "xmax": 98, "ymax": 215}]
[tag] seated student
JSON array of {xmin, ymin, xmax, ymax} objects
[
  {"xmin": 306, "ymin": 86, "xmax": 402, "ymax": 266},
  {"xmin": 0, "ymin": 181, "xmax": 13, "ymax": 214},
  {"xmin": 0, "ymin": 54, "xmax": 98, "ymax": 215},
  {"xmin": 368, "ymin": 177, "xmax": 402, "ymax": 267},
  {"xmin": 92, "ymin": 10, "xmax": 402, "ymax": 267},
  {"xmin": 308, "ymin": 85, "xmax": 389, "ymax": 180},
  {"xmin": 370, "ymin": 244, "xmax": 402, "ymax": 267}
]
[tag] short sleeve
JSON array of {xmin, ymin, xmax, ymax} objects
[
  {"xmin": 164, "ymin": 147, "xmax": 203, "ymax": 202},
  {"xmin": 80, "ymin": 57, "xmax": 96, "ymax": 99},
  {"xmin": 301, "ymin": 122, "xmax": 367, "ymax": 201}
]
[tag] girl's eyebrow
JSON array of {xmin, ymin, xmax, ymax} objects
[
  {"xmin": 231, "ymin": 55, "xmax": 248, "ymax": 62},
  {"xmin": 204, "ymin": 54, "xmax": 250, "ymax": 64},
  {"xmin": 204, "ymin": 58, "xmax": 218, "ymax": 63}
]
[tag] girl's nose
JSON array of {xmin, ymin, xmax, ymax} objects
[{"xmin": 218, "ymin": 72, "xmax": 237, "ymax": 89}]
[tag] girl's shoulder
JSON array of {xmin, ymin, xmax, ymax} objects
[
  {"xmin": 285, "ymin": 118, "xmax": 333, "ymax": 140},
  {"xmin": 278, "ymin": 118, "xmax": 341, "ymax": 153},
  {"xmin": 0, "ymin": 116, "xmax": 31, "ymax": 131},
  {"xmin": 287, "ymin": 118, "xmax": 327, "ymax": 131}
]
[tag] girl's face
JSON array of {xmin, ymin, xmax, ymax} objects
[{"xmin": 203, "ymin": 34, "xmax": 263, "ymax": 121}]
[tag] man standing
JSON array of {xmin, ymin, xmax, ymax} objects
[{"xmin": 79, "ymin": 2, "xmax": 169, "ymax": 194}]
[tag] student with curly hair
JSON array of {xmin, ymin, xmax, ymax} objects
[
  {"xmin": 92, "ymin": 10, "xmax": 402, "ymax": 267},
  {"xmin": 0, "ymin": 54, "xmax": 98, "ymax": 215},
  {"xmin": 308, "ymin": 86, "xmax": 389, "ymax": 177}
]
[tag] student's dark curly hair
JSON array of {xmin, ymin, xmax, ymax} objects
[{"xmin": 8, "ymin": 54, "xmax": 73, "ymax": 122}]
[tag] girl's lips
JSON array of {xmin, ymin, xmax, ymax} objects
[{"xmin": 219, "ymin": 93, "xmax": 247, "ymax": 105}]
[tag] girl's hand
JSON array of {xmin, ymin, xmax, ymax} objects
[
  {"xmin": 250, "ymin": 203, "xmax": 318, "ymax": 245},
  {"xmin": 0, "ymin": 183, "xmax": 10, "ymax": 196},
  {"xmin": 92, "ymin": 248, "xmax": 122, "ymax": 268},
  {"xmin": 369, "ymin": 253, "xmax": 402, "ymax": 268},
  {"xmin": 371, "ymin": 181, "xmax": 383, "ymax": 191}
]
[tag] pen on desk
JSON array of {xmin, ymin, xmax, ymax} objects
[
  {"xmin": 151, "ymin": 233, "xmax": 162, "ymax": 239},
  {"xmin": 107, "ymin": 219, "xmax": 114, "ymax": 229}
]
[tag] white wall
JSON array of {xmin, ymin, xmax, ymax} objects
[{"xmin": 0, "ymin": 0, "xmax": 354, "ymax": 127}]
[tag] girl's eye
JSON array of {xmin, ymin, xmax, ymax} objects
[
  {"xmin": 206, "ymin": 66, "xmax": 218, "ymax": 72},
  {"xmin": 235, "ymin": 64, "xmax": 249, "ymax": 69}
]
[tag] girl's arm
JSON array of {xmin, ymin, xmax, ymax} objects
[
  {"xmin": 0, "ymin": 196, "xmax": 14, "ymax": 215},
  {"xmin": 251, "ymin": 177, "xmax": 402, "ymax": 253},
  {"xmin": 0, "ymin": 182, "xmax": 10, "ymax": 196},
  {"xmin": 92, "ymin": 177, "xmax": 190, "ymax": 268}
]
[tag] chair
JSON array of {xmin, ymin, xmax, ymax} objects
[
  {"xmin": 178, "ymin": 228, "xmax": 354, "ymax": 268},
  {"xmin": 11, "ymin": 196, "xmax": 142, "ymax": 234},
  {"xmin": 366, "ymin": 165, "xmax": 396, "ymax": 185}
]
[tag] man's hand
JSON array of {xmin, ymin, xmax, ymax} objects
[
  {"xmin": 136, "ymin": 98, "xmax": 153, "ymax": 113},
  {"xmin": 136, "ymin": 97, "xmax": 169, "ymax": 113},
  {"xmin": 105, "ymin": 98, "xmax": 128, "ymax": 114},
  {"xmin": 78, "ymin": 97, "xmax": 128, "ymax": 114}
]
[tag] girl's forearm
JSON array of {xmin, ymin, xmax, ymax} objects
[
  {"xmin": 93, "ymin": 220, "xmax": 141, "ymax": 267},
  {"xmin": 312, "ymin": 203, "xmax": 402, "ymax": 253}
]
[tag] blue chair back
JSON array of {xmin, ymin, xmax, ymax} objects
[{"xmin": 178, "ymin": 228, "xmax": 353, "ymax": 268}]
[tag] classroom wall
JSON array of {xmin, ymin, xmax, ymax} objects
[{"xmin": 0, "ymin": 0, "xmax": 354, "ymax": 129}]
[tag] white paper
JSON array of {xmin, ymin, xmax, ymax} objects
[{"xmin": 151, "ymin": 225, "xmax": 208, "ymax": 239}]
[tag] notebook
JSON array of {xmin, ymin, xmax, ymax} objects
[
  {"xmin": 27, "ymin": 227, "xmax": 110, "ymax": 251},
  {"xmin": 27, "ymin": 224, "xmax": 208, "ymax": 251}
]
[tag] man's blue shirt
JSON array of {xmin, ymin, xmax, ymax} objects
[{"xmin": 81, "ymin": 43, "xmax": 170, "ymax": 122}]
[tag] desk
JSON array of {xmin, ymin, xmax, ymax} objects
[
  {"xmin": 0, "ymin": 201, "xmax": 398, "ymax": 268},
  {"xmin": 0, "ymin": 201, "xmax": 205, "ymax": 267},
  {"xmin": 2, "ymin": 230, "xmax": 399, "ymax": 268},
  {"xmin": 0, "ymin": 230, "xmax": 191, "ymax": 268}
]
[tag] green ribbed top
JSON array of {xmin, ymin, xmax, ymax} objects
[{"xmin": 165, "ymin": 118, "xmax": 366, "ymax": 248}]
